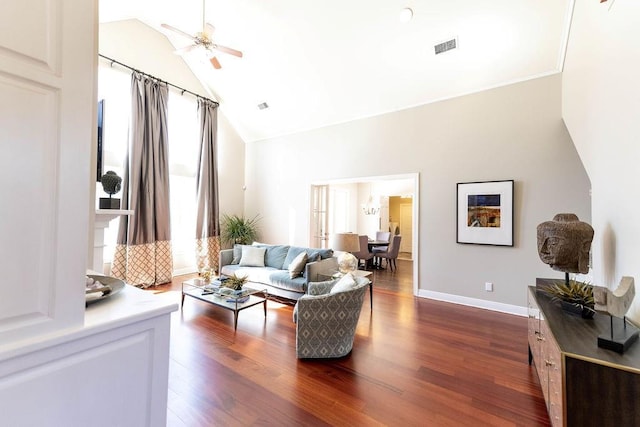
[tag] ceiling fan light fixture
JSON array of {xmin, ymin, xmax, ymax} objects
[
  {"xmin": 161, "ymin": 0, "xmax": 242, "ymax": 70},
  {"xmin": 399, "ymin": 7, "xmax": 413, "ymax": 23}
]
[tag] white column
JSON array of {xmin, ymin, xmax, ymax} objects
[{"xmin": 94, "ymin": 209, "xmax": 134, "ymax": 273}]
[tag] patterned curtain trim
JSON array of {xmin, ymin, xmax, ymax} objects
[
  {"xmin": 111, "ymin": 241, "xmax": 173, "ymax": 287},
  {"xmin": 196, "ymin": 236, "xmax": 221, "ymax": 273}
]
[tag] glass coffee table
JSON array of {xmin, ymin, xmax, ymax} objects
[{"xmin": 181, "ymin": 278, "xmax": 268, "ymax": 330}]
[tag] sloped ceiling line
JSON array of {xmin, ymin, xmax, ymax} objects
[{"xmin": 99, "ymin": 0, "xmax": 575, "ymax": 142}]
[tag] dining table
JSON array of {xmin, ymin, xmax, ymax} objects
[
  {"xmin": 367, "ymin": 240, "xmax": 390, "ymax": 269},
  {"xmin": 367, "ymin": 240, "xmax": 389, "ymax": 250}
]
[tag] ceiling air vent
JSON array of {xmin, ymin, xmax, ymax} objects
[
  {"xmin": 257, "ymin": 102, "xmax": 269, "ymax": 110},
  {"xmin": 434, "ymin": 38, "xmax": 457, "ymax": 55}
]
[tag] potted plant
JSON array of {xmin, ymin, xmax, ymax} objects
[
  {"xmin": 543, "ymin": 279, "xmax": 595, "ymax": 319},
  {"xmin": 222, "ymin": 274, "xmax": 248, "ymax": 291},
  {"xmin": 220, "ymin": 214, "xmax": 261, "ymax": 245}
]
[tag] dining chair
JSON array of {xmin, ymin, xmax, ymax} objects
[
  {"xmin": 371, "ymin": 231, "xmax": 391, "ymax": 267},
  {"xmin": 376, "ymin": 235, "xmax": 402, "ymax": 271},
  {"xmin": 352, "ymin": 235, "xmax": 374, "ymax": 270},
  {"xmin": 375, "ymin": 231, "xmax": 391, "ymax": 243}
]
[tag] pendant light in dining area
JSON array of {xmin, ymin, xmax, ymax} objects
[{"xmin": 362, "ymin": 183, "xmax": 380, "ymax": 216}]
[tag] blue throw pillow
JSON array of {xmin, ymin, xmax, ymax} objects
[
  {"xmin": 308, "ymin": 248, "xmax": 334, "ymax": 261},
  {"xmin": 284, "ymin": 246, "xmax": 334, "ymax": 269},
  {"xmin": 254, "ymin": 244, "xmax": 289, "ymax": 269},
  {"xmin": 283, "ymin": 246, "xmax": 308, "ymax": 270}
]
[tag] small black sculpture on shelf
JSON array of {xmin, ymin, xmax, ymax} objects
[{"xmin": 99, "ymin": 171, "xmax": 122, "ymax": 209}]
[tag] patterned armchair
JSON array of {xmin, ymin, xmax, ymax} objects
[{"xmin": 293, "ymin": 276, "xmax": 370, "ymax": 358}]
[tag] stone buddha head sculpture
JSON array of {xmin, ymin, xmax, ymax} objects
[{"xmin": 536, "ymin": 213, "xmax": 594, "ymax": 274}]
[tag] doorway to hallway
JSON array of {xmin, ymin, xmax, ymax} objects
[{"xmin": 309, "ymin": 173, "xmax": 419, "ymax": 296}]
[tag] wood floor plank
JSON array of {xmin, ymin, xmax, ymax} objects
[{"xmin": 154, "ymin": 259, "xmax": 549, "ymax": 426}]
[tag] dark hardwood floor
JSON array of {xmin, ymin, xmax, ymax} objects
[{"xmin": 152, "ymin": 259, "xmax": 550, "ymax": 426}]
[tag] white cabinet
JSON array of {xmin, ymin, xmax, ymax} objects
[
  {"xmin": 0, "ymin": 1, "xmax": 177, "ymax": 425},
  {"xmin": 0, "ymin": 286, "xmax": 177, "ymax": 426}
]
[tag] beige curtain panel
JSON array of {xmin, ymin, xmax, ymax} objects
[
  {"xmin": 112, "ymin": 72, "xmax": 174, "ymax": 287},
  {"xmin": 195, "ymin": 99, "xmax": 221, "ymax": 273}
]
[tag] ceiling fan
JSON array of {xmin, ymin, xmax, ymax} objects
[{"xmin": 160, "ymin": 1, "xmax": 242, "ymax": 70}]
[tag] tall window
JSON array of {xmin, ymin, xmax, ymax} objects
[
  {"xmin": 98, "ymin": 64, "xmax": 200, "ymax": 274},
  {"xmin": 166, "ymin": 92, "xmax": 199, "ymax": 274}
]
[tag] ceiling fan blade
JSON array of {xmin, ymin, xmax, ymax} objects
[
  {"xmin": 173, "ymin": 44, "xmax": 198, "ymax": 55},
  {"xmin": 212, "ymin": 44, "xmax": 243, "ymax": 58},
  {"xmin": 204, "ymin": 23, "xmax": 216, "ymax": 36},
  {"xmin": 210, "ymin": 56, "xmax": 222, "ymax": 69},
  {"xmin": 161, "ymin": 23, "xmax": 197, "ymax": 41}
]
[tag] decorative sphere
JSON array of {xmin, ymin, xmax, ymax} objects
[
  {"xmin": 338, "ymin": 252, "xmax": 358, "ymax": 274},
  {"xmin": 101, "ymin": 171, "xmax": 122, "ymax": 195}
]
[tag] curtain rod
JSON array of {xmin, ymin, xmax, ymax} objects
[{"xmin": 98, "ymin": 54, "xmax": 219, "ymax": 107}]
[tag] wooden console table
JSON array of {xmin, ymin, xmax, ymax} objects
[{"xmin": 528, "ymin": 284, "xmax": 640, "ymax": 426}]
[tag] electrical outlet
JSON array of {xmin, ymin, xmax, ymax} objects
[{"xmin": 485, "ymin": 282, "xmax": 493, "ymax": 292}]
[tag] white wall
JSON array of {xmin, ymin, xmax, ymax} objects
[
  {"xmin": 563, "ymin": 1, "xmax": 640, "ymax": 322},
  {"xmin": 245, "ymin": 74, "xmax": 591, "ymax": 307},
  {"xmin": 99, "ymin": 20, "xmax": 246, "ymax": 236}
]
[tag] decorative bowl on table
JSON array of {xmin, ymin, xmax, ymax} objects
[{"xmin": 85, "ymin": 274, "xmax": 126, "ymax": 305}]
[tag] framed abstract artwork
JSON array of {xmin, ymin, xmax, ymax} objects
[{"xmin": 456, "ymin": 180, "xmax": 514, "ymax": 246}]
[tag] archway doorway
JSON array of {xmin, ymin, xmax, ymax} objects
[{"xmin": 389, "ymin": 196, "xmax": 413, "ymax": 259}]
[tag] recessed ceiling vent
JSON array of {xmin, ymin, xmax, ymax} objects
[
  {"xmin": 434, "ymin": 38, "xmax": 457, "ymax": 55},
  {"xmin": 257, "ymin": 102, "xmax": 269, "ymax": 110}
]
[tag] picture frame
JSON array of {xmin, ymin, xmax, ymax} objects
[{"xmin": 456, "ymin": 180, "xmax": 514, "ymax": 246}]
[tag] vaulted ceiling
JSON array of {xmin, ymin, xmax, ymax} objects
[{"xmin": 99, "ymin": 0, "xmax": 574, "ymax": 143}]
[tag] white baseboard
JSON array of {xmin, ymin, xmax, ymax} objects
[
  {"xmin": 102, "ymin": 263, "xmax": 197, "ymax": 278},
  {"xmin": 173, "ymin": 267, "xmax": 198, "ymax": 276},
  {"xmin": 418, "ymin": 289, "xmax": 527, "ymax": 317}
]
